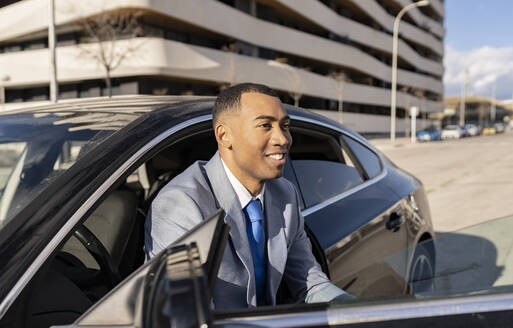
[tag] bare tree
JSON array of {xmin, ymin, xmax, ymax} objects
[
  {"xmin": 268, "ymin": 58, "xmax": 307, "ymax": 107},
  {"xmin": 221, "ymin": 43, "xmax": 241, "ymax": 87},
  {"xmin": 288, "ymin": 65, "xmax": 305, "ymax": 107},
  {"xmin": 291, "ymin": 90, "xmax": 302, "ymax": 107},
  {"xmin": 75, "ymin": 9, "xmax": 143, "ymax": 97},
  {"xmin": 329, "ymin": 71, "xmax": 348, "ymax": 124}
]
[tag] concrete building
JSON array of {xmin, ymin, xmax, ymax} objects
[
  {"xmin": 444, "ymin": 97, "xmax": 513, "ymax": 126},
  {"xmin": 0, "ymin": 0, "xmax": 445, "ymax": 135}
]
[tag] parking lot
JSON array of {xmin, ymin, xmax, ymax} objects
[
  {"xmin": 372, "ymin": 130, "xmax": 513, "ymax": 232},
  {"xmin": 372, "ymin": 131, "xmax": 513, "ymax": 294}
]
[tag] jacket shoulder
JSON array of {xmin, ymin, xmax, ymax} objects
[
  {"xmin": 267, "ymin": 177, "xmax": 300, "ymax": 203},
  {"xmin": 167, "ymin": 160, "xmax": 209, "ymax": 188},
  {"xmin": 155, "ymin": 160, "xmax": 216, "ymax": 210}
]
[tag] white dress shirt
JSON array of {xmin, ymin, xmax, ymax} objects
[{"xmin": 221, "ymin": 159, "xmax": 265, "ymax": 212}]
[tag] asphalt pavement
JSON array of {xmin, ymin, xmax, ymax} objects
[
  {"xmin": 371, "ymin": 131, "xmax": 513, "ymax": 232},
  {"xmin": 371, "ymin": 131, "xmax": 513, "ymax": 296}
]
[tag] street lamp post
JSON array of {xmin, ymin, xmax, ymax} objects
[
  {"xmin": 459, "ymin": 68, "xmax": 469, "ymax": 126},
  {"xmin": 491, "ymin": 80, "xmax": 496, "ymax": 122},
  {"xmin": 48, "ymin": 0, "xmax": 58, "ymax": 103},
  {"xmin": 390, "ymin": 0, "xmax": 430, "ymax": 144}
]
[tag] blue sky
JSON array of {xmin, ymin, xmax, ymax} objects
[
  {"xmin": 445, "ymin": 0, "xmax": 513, "ymax": 51},
  {"xmin": 444, "ymin": 0, "xmax": 513, "ymax": 100}
]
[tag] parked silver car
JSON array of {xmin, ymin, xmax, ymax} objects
[{"xmin": 441, "ymin": 125, "xmax": 463, "ymax": 140}]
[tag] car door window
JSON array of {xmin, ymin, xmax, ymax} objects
[
  {"xmin": 342, "ymin": 136, "xmax": 382, "ymax": 179},
  {"xmin": 282, "ymin": 160, "xmax": 306, "ymax": 210},
  {"xmin": 289, "ymin": 129, "xmax": 364, "ymax": 208}
]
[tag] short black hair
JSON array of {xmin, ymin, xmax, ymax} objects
[{"xmin": 212, "ymin": 83, "xmax": 279, "ymax": 126}]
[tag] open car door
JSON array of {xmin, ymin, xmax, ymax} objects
[
  {"xmin": 51, "ymin": 208, "xmax": 513, "ymax": 328},
  {"xmin": 63, "ymin": 208, "xmax": 228, "ymax": 328}
]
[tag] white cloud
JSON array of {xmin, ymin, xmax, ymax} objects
[{"xmin": 444, "ymin": 45, "xmax": 513, "ymax": 100}]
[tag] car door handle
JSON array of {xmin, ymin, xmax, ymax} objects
[{"xmin": 386, "ymin": 213, "xmax": 405, "ymax": 232}]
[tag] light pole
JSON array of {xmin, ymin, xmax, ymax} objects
[
  {"xmin": 491, "ymin": 80, "xmax": 496, "ymax": 122},
  {"xmin": 390, "ymin": 0, "xmax": 430, "ymax": 144},
  {"xmin": 459, "ymin": 68, "xmax": 469, "ymax": 126},
  {"xmin": 48, "ymin": 0, "xmax": 58, "ymax": 103}
]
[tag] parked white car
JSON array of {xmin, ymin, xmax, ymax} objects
[
  {"xmin": 494, "ymin": 123, "xmax": 505, "ymax": 134},
  {"xmin": 441, "ymin": 125, "xmax": 463, "ymax": 139},
  {"xmin": 463, "ymin": 124, "xmax": 479, "ymax": 137}
]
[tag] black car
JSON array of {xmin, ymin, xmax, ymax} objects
[{"xmin": 0, "ymin": 96, "xmax": 435, "ymax": 327}]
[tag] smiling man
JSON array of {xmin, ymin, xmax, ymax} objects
[{"xmin": 145, "ymin": 83, "xmax": 351, "ymax": 309}]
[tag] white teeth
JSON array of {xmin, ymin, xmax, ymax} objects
[{"xmin": 268, "ymin": 153, "xmax": 284, "ymax": 160}]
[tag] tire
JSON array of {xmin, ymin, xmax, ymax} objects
[{"xmin": 408, "ymin": 243, "xmax": 435, "ymax": 295}]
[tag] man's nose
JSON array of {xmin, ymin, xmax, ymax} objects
[{"xmin": 272, "ymin": 126, "xmax": 291, "ymax": 147}]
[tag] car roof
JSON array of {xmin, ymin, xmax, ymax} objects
[
  {"xmin": 0, "ymin": 95, "xmax": 361, "ymax": 139},
  {"xmin": 0, "ymin": 95, "xmax": 214, "ymax": 117}
]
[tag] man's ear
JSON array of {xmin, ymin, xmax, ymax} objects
[{"xmin": 215, "ymin": 123, "xmax": 232, "ymax": 150}]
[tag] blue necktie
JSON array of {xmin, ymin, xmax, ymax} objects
[{"xmin": 243, "ymin": 199, "xmax": 266, "ymax": 305}]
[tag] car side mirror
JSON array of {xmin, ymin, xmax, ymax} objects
[{"xmin": 172, "ymin": 208, "xmax": 230, "ymax": 293}]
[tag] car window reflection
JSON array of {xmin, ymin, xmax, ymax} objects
[
  {"xmin": 0, "ymin": 114, "xmax": 120, "ymax": 229},
  {"xmin": 292, "ymin": 160, "xmax": 363, "ymax": 207},
  {"xmin": 420, "ymin": 214, "xmax": 513, "ymax": 299},
  {"xmin": 289, "ymin": 129, "xmax": 364, "ymax": 208}
]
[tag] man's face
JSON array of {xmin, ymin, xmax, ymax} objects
[{"xmin": 222, "ymin": 92, "xmax": 292, "ymax": 189}]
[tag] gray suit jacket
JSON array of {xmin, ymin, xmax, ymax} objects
[{"xmin": 145, "ymin": 152, "xmax": 349, "ymax": 308}]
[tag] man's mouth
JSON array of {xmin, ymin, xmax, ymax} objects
[{"xmin": 265, "ymin": 152, "xmax": 287, "ymax": 163}]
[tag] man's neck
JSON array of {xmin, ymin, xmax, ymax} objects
[
  {"xmin": 244, "ymin": 180, "xmax": 264, "ymax": 197},
  {"xmin": 221, "ymin": 156, "xmax": 264, "ymax": 196}
]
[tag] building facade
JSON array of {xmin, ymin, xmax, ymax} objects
[
  {"xmin": 0, "ymin": 0, "xmax": 445, "ymax": 135},
  {"xmin": 444, "ymin": 97, "xmax": 513, "ymax": 126}
]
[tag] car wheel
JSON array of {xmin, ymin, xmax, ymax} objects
[{"xmin": 408, "ymin": 243, "xmax": 435, "ymax": 295}]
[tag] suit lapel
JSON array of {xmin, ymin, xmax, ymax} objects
[
  {"xmin": 264, "ymin": 181, "xmax": 288, "ymax": 304},
  {"xmin": 205, "ymin": 152, "xmax": 257, "ymax": 306}
]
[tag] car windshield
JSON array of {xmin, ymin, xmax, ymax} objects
[{"xmin": 0, "ymin": 111, "xmax": 136, "ymax": 230}]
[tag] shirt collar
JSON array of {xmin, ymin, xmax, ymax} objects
[{"xmin": 221, "ymin": 158, "xmax": 265, "ymax": 211}]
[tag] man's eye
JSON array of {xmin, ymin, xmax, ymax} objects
[
  {"xmin": 282, "ymin": 122, "xmax": 290, "ymax": 129},
  {"xmin": 259, "ymin": 123, "xmax": 272, "ymax": 128}
]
